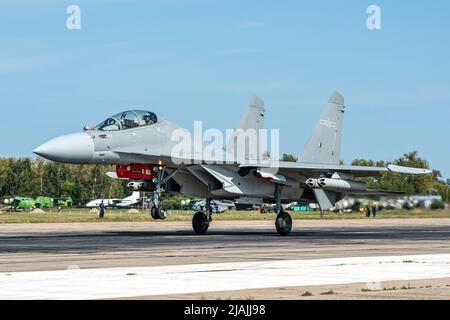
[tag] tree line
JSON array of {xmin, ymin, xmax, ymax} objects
[
  {"xmin": 0, "ymin": 151, "xmax": 448, "ymax": 206},
  {"xmin": 0, "ymin": 158, "xmax": 128, "ymax": 205}
]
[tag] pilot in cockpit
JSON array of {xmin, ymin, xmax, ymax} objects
[
  {"xmin": 143, "ymin": 114, "xmax": 152, "ymax": 124},
  {"xmin": 120, "ymin": 112, "xmax": 139, "ymax": 129},
  {"xmin": 95, "ymin": 110, "xmax": 158, "ymax": 131},
  {"xmin": 142, "ymin": 113, "xmax": 157, "ymax": 125}
]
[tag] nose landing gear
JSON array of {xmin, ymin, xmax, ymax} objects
[
  {"xmin": 151, "ymin": 204, "xmax": 167, "ymax": 220},
  {"xmin": 149, "ymin": 166, "xmax": 178, "ymax": 220},
  {"xmin": 150, "ymin": 166, "xmax": 167, "ymax": 219}
]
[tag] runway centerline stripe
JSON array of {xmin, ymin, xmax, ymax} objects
[{"xmin": 1, "ymin": 254, "xmax": 450, "ymax": 299}]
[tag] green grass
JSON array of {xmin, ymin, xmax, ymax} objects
[{"xmin": 0, "ymin": 207, "xmax": 449, "ymax": 224}]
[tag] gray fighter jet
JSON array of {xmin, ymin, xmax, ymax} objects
[{"xmin": 33, "ymin": 92, "xmax": 431, "ymax": 235}]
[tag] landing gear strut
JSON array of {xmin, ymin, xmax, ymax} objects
[
  {"xmin": 150, "ymin": 166, "xmax": 170, "ymax": 220},
  {"xmin": 274, "ymin": 184, "xmax": 292, "ymax": 236},
  {"xmin": 192, "ymin": 199, "xmax": 212, "ymax": 235}
]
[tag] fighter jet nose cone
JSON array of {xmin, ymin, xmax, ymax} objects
[{"xmin": 33, "ymin": 132, "xmax": 94, "ymax": 164}]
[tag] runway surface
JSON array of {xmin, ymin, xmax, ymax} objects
[
  {"xmin": 1, "ymin": 219, "xmax": 450, "ymax": 272},
  {"xmin": 2, "ymin": 254, "xmax": 450, "ymax": 299},
  {"xmin": 1, "ymin": 219, "xmax": 450, "ymax": 299}
]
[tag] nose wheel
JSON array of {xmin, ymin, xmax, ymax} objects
[
  {"xmin": 150, "ymin": 182, "xmax": 166, "ymax": 219},
  {"xmin": 151, "ymin": 204, "xmax": 167, "ymax": 220},
  {"xmin": 149, "ymin": 165, "xmax": 176, "ymax": 220}
]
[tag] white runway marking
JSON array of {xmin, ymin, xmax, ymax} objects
[{"xmin": 1, "ymin": 254, "xmax": 450, "ymax": 299}]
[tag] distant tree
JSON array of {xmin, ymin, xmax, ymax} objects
[
  {"xmin": 2, "ymin": 158, "xmax": 34, "ymax": 197},
  {"xmin": 281, "ymin": 153, "xmax": 298, "ymax": 162},
  {"xmin": 352, "ymin": 151, "xmax": 439, "ymax": 196},
  {"xmin": 430, "ymin": 200, "xmax": 445, "ymax": 210},
  {"xmin": 42, "ymin": 162, "xmax": 71, "ymax": 198},
  {"xmin": 31, "ymin": 158, "xmax": 46, "ymax": 197},
  {"xmin": 352, "ymin": 158, "xmax": 375, "ymax": 167},
  {"xmin": 391, "ymin": 151, "xmax": 434, "ymax": 195},
  {"xmin": 0, "ymin": 158, "xmax": 13, "ymax": 197}
]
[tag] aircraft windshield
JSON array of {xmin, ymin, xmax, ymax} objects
[{"xmin": 96, "ymin": 110, "xmax": 158, "ymax": 131}]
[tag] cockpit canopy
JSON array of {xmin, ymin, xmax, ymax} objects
[{"xmin": 95, "ymin": 110, "xmax": 158, "ymax": 131}]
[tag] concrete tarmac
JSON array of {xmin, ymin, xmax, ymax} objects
[
  {"xmin": 1, "ymin": 218, "xmax": 450, "ymax": 273},
  {"xmin": 1, "ymin": 218, "xmax": 450, "ymax": 299}
]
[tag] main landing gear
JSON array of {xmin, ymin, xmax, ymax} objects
[
  {"xmin": 192, "ymin": 199, "xmax": 213, "ymax": 235},
  {"xmin": 274, "ymin": 184, "xmax": 292, "ymax": 236},
  {"xmin": 275, "ymin": 212, "xmax": 292, "ymax": 236}
]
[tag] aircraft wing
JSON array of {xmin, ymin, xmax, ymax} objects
[
  {"xmin": 348, "ymin": 189, "xmax": 405, "ymax": 195},
  {"xmin": 239, "ymin": 161, "xmax": 431, "ymax": 177}
]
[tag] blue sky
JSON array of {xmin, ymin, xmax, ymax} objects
[{"xmin": 0, "ymin": 0, "xmax": 449, "ymax": 178}]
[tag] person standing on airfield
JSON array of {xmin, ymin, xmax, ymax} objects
[
  {"xmin": 372, "ymin": 204, "xmax": 377, "ymax": 218},
  {"xmin": 365, "ymin": 204, "xmax": 371, "ymax": 218},
  {"xmin": 99, "ymin": 201, "xmax": 105, "ymax": 220}
]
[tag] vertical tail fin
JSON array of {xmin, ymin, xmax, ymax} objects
[
  {"xmin": 234, "ymin": 96, "xmax": 265, "ymax": 133},
  {"xmin": 226, "ymin": 96, "xmax": 266, "ymax": 160},
  {"xmin": 298, "ymin": 91, "xmax": 345, "ymax": 164}
]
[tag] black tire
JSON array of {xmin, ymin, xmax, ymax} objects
[
  {"xmin": 192, "ymin": 212, "xmax": 209, "ymax": 235},
  {"xmin": 151, "ymin": 205, "xmax": 166, "ymax": 220},
  {"xmin": 275, "ymin": 212, "xmax": 292, "ymax": 236},
  {"xmin": 150, "ymin": 206, "xmax": 159, "ymax": 219}
]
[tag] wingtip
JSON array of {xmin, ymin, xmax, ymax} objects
[
  {"xmin": 329, "ymin": 91, "xmax": 344, "ymax": 105},
  {"xmin": 387, "ymin": 164, "xmax": 432, "ymax": 175}
]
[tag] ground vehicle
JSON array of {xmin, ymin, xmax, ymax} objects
[
  {"xmin": 54, "ymin": 197, "xmax": 73, "ymax": 207},
  {"xmin": 9, "ymin": 197, "xmax": 35, "ymax": 211},
  {"xmin": 35, "ymin": 196, "xmax": 54, "ymax": 208}
]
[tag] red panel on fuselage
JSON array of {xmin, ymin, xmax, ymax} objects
[{"xmin": 116, "ymin": 164, "xmax": 155, "ymax": 180}]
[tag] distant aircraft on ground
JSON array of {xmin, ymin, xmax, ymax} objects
[
  {"xmin": 34, "ymin": 92, "xmax": 432, "ymax": 235},
  {"xmin": 86, "ymin": 191, "xmax": 141, "ymax": 208}
]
